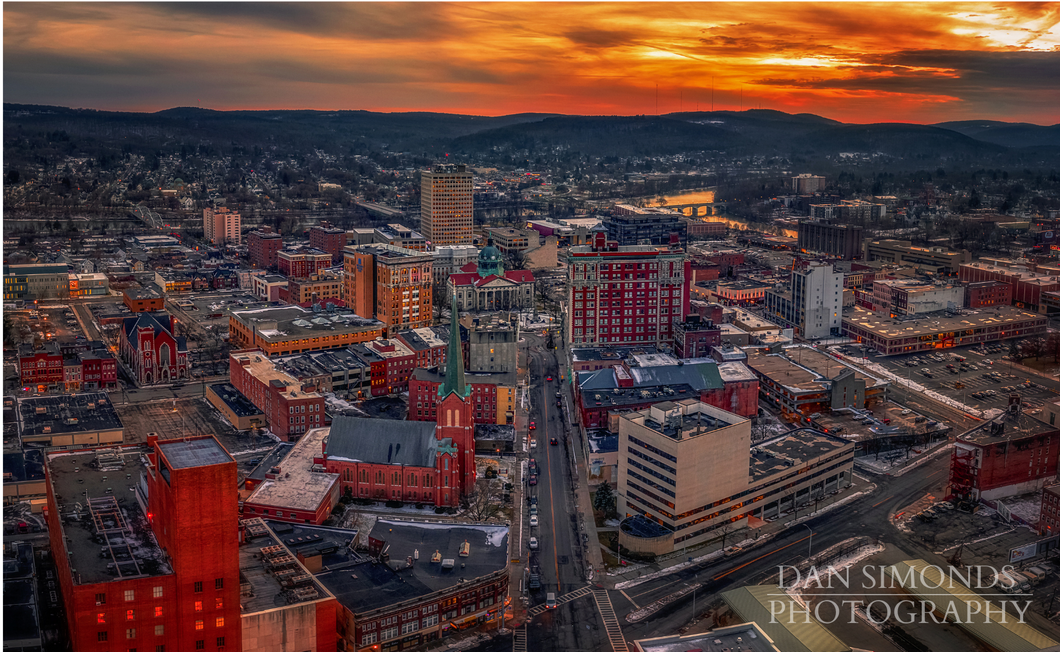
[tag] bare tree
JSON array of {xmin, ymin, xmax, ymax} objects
[{"xmin": 463, "ymin": 478, "xmax": 505, "ymax": 522}]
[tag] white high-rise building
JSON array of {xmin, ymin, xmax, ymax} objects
[
  {"xmin": 203, "ymin": 207, "xmax": 241, "ymax": 245},
  {"xmin": 421, "ymin": 164, "xmax": 473, "ymax": 246},
  {"xmin": 764, "ymin": 261, "xmax": 842, "ymax": 339}
]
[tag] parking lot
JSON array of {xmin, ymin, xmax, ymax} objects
[{"xmin": 873, "ymin": 344, "xmax": 1060, "ymax": 415}]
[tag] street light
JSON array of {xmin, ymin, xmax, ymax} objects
[{"xmin": 802, "ymin": 523, "xmax": 813, "ymax": 559}]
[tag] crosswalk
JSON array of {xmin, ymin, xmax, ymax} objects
[
  {"xmin": 513, "ymin": 625, "xmax": 527, "ymax": 652},
  {"xmin": 592, "ymin": 588, "xmax": 630, "ymax": 652},
  {"xmin": 527, "ymin": 585, "xmax": 593, "ymax": 616}
]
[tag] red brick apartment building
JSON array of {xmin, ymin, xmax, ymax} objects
[
  {"xmin": 567, "ymin": 231, "xmax": 691, "ymax": 347},
  {"xmin": 230, "ymin": 350, "xmax": 326, "ymax": 440},
  {"xmin": 309, "ymin": 222, "xmax": 348, "ymax": 265},
  {"xmin": 17, "ymin": 343, "xmax": 63, "ymax": 391},
  {"xmin": 247, "ymin": 229, "xmax": 283, "ymax": 269},
  {"xmin": 1039, "ymin": 485, "xmax": 1060, "ymax": 535},
  {"xmin": 44, "ymin": 436, "xmax": 338, "ymax": 652},
  {"xmin": 278, "ymin": 250, "xmax": 332, "ymax": 278},
  {"xmin": 123, "ymin": 287, "xmax": 165, "ymax": 313}
]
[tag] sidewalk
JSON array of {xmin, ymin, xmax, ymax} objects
[{"xmin": 595, "ymin": 473, "xmax": 877, "ymax": 590}]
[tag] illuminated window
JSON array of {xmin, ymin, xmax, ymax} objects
[
  {"xmin": 126, "ymin": 610, "xmax": 135, "ymax": 621},
  {"xmin": 194, "ymin": 601, "xmax": 203, "ymax": 612},
  {"xmin": 98, "ymin": 613, "xmax": 107, "ymax": 624},
  {"xmin": 215, "ymin": 598, "xmax": 223, "ymax": 610},
  {"xmin": 153, "ymin": 586, "xmax": 163, "ymax": 599},
  {"xmin": 195, "ymin": 621, "xmax": 204, "ymax": 631},
  {"xmin": 125, "ymin": 590, "xmax": 135, "ymax": 602},
  {"xmin": 215, "ymin": 617, "xmax": 224, "ymax": 628}
]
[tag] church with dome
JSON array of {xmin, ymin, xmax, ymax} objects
[{"xmin": 446, "ymin": 238, "xmax": 536, "ymax": 312}]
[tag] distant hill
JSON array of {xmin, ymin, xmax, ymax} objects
[
  {"xmin": 4, "ymin": 103, "xmax": 1057, "ymax": 167},
  {"xmin": 934, "ymin": 120, "xmax": 1060, "ymax": 148}
]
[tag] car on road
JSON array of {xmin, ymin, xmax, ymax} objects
[
  {"xmin": 546, "ymin": 592, "xmax": 557, "ymax": 609},
  {"xmin": 530, "ymin": 505, "xmax": 538, "ymax": 517},
  {"xmin": 529, "ymin": 496, "xmax": 538, "ymax": 506},
  {"xmin": 529, "ymin": 537, "xmax": 539, "ymax": 550},
  {"xmin": 545, "ymin": 376, "xmax": 553, "ymax": 381},
  {"xmin": 530, "ymin": 439, "xmax": 537, "ymax": 449},
  {"xmin": 556, "ymin": 392, "xmax": 562, "ymax": 398},
  {"xmin": 530, "ymin": 515, "xmax": 539, "ymax": 527},
  {"xmin": 528, "ymin": 475, "xmax": 537, "ymax": 486},
  {"xmin": 529, "ymin": 421, "xmax": 536, "ymax": 430},
  {"xmin": 529, "ymin": 460, "xmax": 537, "ymax": 473},
  {"xmin": 724, "ymin": 545, "xmax": 743, "ymax": 557},
  {"xmin": 550, "ymin": 437, "xmax": 558, "ymax": 446}
]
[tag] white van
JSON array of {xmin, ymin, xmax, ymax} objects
[{"xmin": 546, "ymin": 592, "xmax": 557, "ymax": 609}]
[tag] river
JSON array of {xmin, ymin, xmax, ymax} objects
[{"xmin": 643, "ymin": 189, "xmax": 797, "ymax": 238}]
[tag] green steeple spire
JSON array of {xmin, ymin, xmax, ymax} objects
[{"xmin": 439, "ymin": 294, "xmax": 470, "ymax": 399}]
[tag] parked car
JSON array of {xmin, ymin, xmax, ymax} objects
[
  {"xmin": 530, "ymin": 515, "xmax": 539, "ymax": 527},
  {"xmin": 529, "ymin": 537, "xmax": 539, "ymax": 550},
  {"xmin": 528, "ymin": 475, "xmax": 537, "ymax": 486},
  {"xmin": 530, "ymin": 506, "xmax": 538, "ymax": 517},
  {"xmin": 550, "ymin": 438, "xmax": 559, "ymax": 446},
  {"xmin": 529, "ymin": 421, "xmax": 536, "ymax": 430},
  {"xmin": 546, "ymin": 376, "xmax": 553, "ymax": 382}
]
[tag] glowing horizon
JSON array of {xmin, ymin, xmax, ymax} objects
[{"xmin": 4, "ymin": 2, "xmax": 1059, "ymax": 125}]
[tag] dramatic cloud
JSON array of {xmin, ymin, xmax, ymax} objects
[{"xmin": 4, "ymin": 2, "xmax": 1058, "ymax": 123}]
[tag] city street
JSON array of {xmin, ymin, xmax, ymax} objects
[{"xmin": 522, "ymin": 335, "xmax": 605, "ymax": 652}]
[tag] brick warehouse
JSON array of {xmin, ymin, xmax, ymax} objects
[
  {"xmin": 950, "ymin": 396, "xmax": 1060, "ymax": 502},
  {"xmin": 44, "ymin": 436, "xmax": 338, "ymax": 652},
  {"xmin": 230, "ymin": 351, "xmax": 327, "ymax": 440}
]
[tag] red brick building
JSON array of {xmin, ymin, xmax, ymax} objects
[
  {"xmin": 950, "ymin": 398, "xmax": 1060, "ymax": 502},
  {"xmin": 230, "ymin": 351, "xmax": 326, "ymax": 440},
  {"xmin": 278, "ymin": 250, "xmax": 332, "ymax": 278},
  {"xmin": 309, "ymin": 222, "xmax": 348, "ymax": 265},
  {"xmin": 123, "ymin": 288, "xmax": 165, "ymax": 313},
  {"xmin": 17, "ymin": 343, "xmax": 63, "ymax": 392},
  {"xmin": 247, "ymin": 229, "xmax": 283, "ymax": 269},
  {"xmin": 673, "ymin": 314, "xmax": 722, "ymax": 359},
  {"xmin": 44, "ymin": 436, "xmax": 338, "ymax": 652},
  {"xmin": 408, "ymin": 368, "xmax": 515, "ymax": 425},
  {"xmin": 119, "ymin": 313, "xmax": 189, "ymax": 385},
  {"xmin": 567, "ymin": 231, "xmax": 691, "ymax": 347},
  {"xmin": 322, "ymin": 301, "xmax": 478, "ymax": 507},
  {"xmin": 1039, "ymin": 485, "xmax": 1060, "ymax": 535},
  {"xmin": 348, "ymin": 339, "xmax": 417, "ymax": 397},
  {"xmin": 44, "ymin": 436, "xmax": 244, "ymax": 652},
  {"xmin": 78, "ymin": 350, "xmax": 118, "ymax": 390},
  {"xmin": 959, "ymin": 262, "xmax": 1060, "ymax": 311},
  {"xmin": 964, "ymin": 280, "xmax": 1012, "ymax": 309}
]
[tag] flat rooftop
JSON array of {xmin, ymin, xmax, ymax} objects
[
  {"xmin": 959, "ymin": 406, "xmax": 1057, "ymax": 445},
  {"xmin": 635, "ymin": 623, "xmax": 782, "ymax": 652},
  {"xmin": 632, "ymin": 400, "xmax": 747, "ymax": 441},
  {"xmin": 157, "ymin": 437, "xmax": 234, "ymax": 469},
  {"xmin": 47, "ymin": 447, "xmax": 172, "ymax": 585},
  {"xmin": 746, "ymin": 348, "xmax": 885, "ymax": 393},
  {"xmin": 208, "ymin": 383, "xmax": 263, "ymax": 418},
  {"xmin": 310, "ymin": 519, "xmax": 508, "ymax": 614},
  {"xmin": 244, "ymin": 428, "xmax": 337, "ymax": 512},
  {"xmin": 230, "ymin": 305, "xmax": 383, "ymax": 341},
  {"xmin": 581, "ymin": 384, "xmax": 699, "ymax": 408},
  {"xmin": 750, "ymin": 429, "xmax": 853, "ymax": 482},
  {"xmin": 18, "ymin": 392, "xmax": 124, "ymax": 441},
  {"xmin": 238, "ymin": 518, "xmax": 333, "ymax": 613},
  {"xmin": 231, "ymin": 352, "xmax": 321, "ymax": 399},
  {"xmin": 474, "ymin": 423, "xmax": 515, "ymax": 442},
  {"xmin": 246, "ymin": 443, "xmax": 295, "ymax": 484},
  {"xmin": 812, "ymin": 401, "xmax": 950, "ymax": 443},
  {"xmin": 571, "ymin": 346, "xmax": 659, "ymax": 363},
  {"xmin": 843, "ymin": 306, "xmax": 1043, "ymax": 339}
]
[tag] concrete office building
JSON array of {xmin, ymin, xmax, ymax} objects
[
  {"xmin": 420, "ymin": 164, "xmax": 473, "ymax": 245},
  {"xmin": 810, "ymin": 200, "xmax": 886, "ymax": 222},
  {"xmin": 431, "ymin": 245, "xmax": 480, "ymax": 284},
  {"xmin": 863, "ymin": 239, "xmax": 970, "ymax": 275},
  {"xmin": 764, "ymin": 261, "xmax": 843, "ymax": 339},
  {"xmin": 373, "ymin": 223, "xmax": 430, "ymax": 252},
  {"xmin": 616, "ymin": 399, "xmax": 854, "ymax": 553},
  {"xmin": 870, "ymin": 279, "xmax": 964, "ymax": 316},
  {"xmin": 203, "ymin": 207, "xmax": 241, "ymax": 245},
  {"xmin": 791, "ymin": 174, "xmax": 826, "ymax": 194},
  {"xmin": 3, "ymin": 263, "xmax": 70, "ymax": 301},
  {"xmin": 796, "ymin": 221, "xmax": 863, "ymax": 260},
  {"xmin": 467, "ymin": 313, "xmax": 519, "ymax": 374}
]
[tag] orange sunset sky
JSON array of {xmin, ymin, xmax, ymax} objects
[{"xmin": 4, "ymin": 2, "xmax": 1059, "ymax": 124}]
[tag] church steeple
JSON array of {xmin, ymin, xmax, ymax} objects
[{"xmin": 439, "ymin": 294, "xmax": 470, "ymax": 399}]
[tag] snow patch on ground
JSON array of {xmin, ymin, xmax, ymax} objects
[
  {"xmin": 859, "ymin": 360, "xmax": 985, "ymax": 417},
  {"xmin": 325, "ymin": 394, "xmax": 369, "ymax": 416},
  {"xmin": 376, "ymin": 519, "xmax": 509, "ymax": 547},
  {"xmin": 855, "ymin": 439, "xmax": 951, "ymax": 475},
  {"xmin": 604, "ymin": 519, "xmax": 622, "ymax": 527},
  {"xmin": 613, "ymin": 535, "xmax": 761, "ymax": 590},
  {"xmin": 784, "ymin": 543, "xmax": 885, "ymax": 591}
]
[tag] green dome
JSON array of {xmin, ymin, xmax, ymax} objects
[{"xmin": 477, "ymin": 238, "xmax": 504, "ymax": 277}]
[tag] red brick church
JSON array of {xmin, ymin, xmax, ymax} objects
[
  {"xmin": 320, "ymin": 296, "xmax": 476, "ymax": 507},
  {"xmin": 118, "ymin": 312, "xmax": 189, "ymax": 385}
]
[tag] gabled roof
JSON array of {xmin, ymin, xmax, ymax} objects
[
  {"xmin": 325, "ymin": 416, "xmax": 438, "ymax": 467},
  {"xmin": 123, "ymin": 312, "xmax": 184, "ymax": 351},
  {"xmin": 448, "ymin": 273, "xmax": 480, "ymax": 287},
  {"xmin": 504, "ymin": 270, "xmax": 535, "ymax": 283},
  {"xmin": 459, "ymin": 262, "xmax": 478, "ymax": 273}
]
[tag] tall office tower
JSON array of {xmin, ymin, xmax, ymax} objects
[
  {"xmin": 202, "ymin": 207, "xmax": 242, "ymax": 245},
  {"xmin": 343, "ymin": 244, "xmax": 434, "ymax": 336},
  {"xmin": 421, "ymin": 164, "xmax": 473, "ymax": 246}
]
